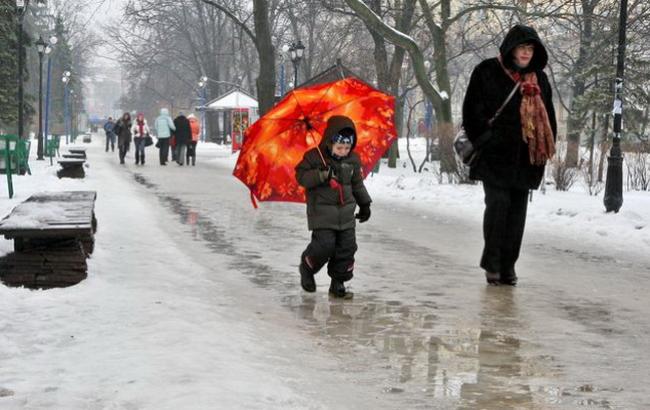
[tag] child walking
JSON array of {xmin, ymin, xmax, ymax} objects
[{"xmin": 295, "ymin": 116, "xmax": 372, "ymax": 298}]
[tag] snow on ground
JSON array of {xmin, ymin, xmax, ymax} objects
[
  {"xmin": 205, "ymin": 138, "xmax": 650, "ymax": 261},
  {"xmin": 0, "ymin": 140, "xmax": 387, "ymax": 409},
  {"xmin": 1, "ymin": 136, "xmax": 648, "ymax": 408}
]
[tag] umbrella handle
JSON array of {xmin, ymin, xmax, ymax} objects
[
  {"xmin": 316, "ymin": 146, "xmax": 328, "ymax": 168},
  {"xmin": 250, "ymin": 191, "xmax": 258, "ymax": 209}
]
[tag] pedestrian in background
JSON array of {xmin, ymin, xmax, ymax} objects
[
  {"xmin": 173, "ymin": 112, "xmax": 191, "ymax": 166},
  {"xmin": 155, "ymin": 108, "xmax": 175, "ymax": 165},
  {"xmin": 103, "ymin": 117, "xmax": 116, "ymax": 152},
  {"xmin": 187, "ymin": 114, "xmax": 200, "ymax": 166},
  {"xmin": 113, "ymin": 112, "xmax": 132, "ymax": 165},
  {"xmin": 131, "ymin": 112, "xmax": 151, "ymax": 165}
]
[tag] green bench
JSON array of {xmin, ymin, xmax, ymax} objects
[
  {"xmin": 1, "ymin": 135, "xmax": 31, "ymax": 198},
  {"xmin": 0, "ymin": 135, "xmax": 31, "ymax": 175},
  {"xmin": 46, "ymin": 135, "xmax": 60, "ymax": 158}
]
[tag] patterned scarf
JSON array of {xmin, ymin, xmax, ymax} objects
[{"xmin": 499, "ymin": 57, "xmax": 556, "ymax": 166}]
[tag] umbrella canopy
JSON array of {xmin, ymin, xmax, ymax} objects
[{"xmin": 233, "ymin": 77, "xmax": 396, "ymax": 206}]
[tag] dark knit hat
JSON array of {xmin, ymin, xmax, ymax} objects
[{"xmin": 330, "ymin": 127, "xmax": 355, "ymax": 145}]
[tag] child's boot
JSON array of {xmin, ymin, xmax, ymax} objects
[
  {"xmin": 328, "ymin": 279, "xmax": 347, "ymax": 298},
  {"xmin": 299, "ymin": 263, "xmax": 316, "ymax": 292}
]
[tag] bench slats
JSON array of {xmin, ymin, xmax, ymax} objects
[{"xmin": 0, "ymin": 191, "xmax": 97, "ymax": 239}]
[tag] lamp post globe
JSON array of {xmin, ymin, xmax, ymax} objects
[
  {"xmin": 295, "ymin": 39, "xmax": 305, "ymax": 59},
  {"xmin": 36, "ymin": 35, "xmax": 47, "ymax": 54},
  {"xmin": 289, "ymin": 40, "xmax": 305, "ymax": 88}
]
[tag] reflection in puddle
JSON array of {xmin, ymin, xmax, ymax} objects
[{"xmin": 134, "ymin": 173, "xmax": 624, "ymax": 409}]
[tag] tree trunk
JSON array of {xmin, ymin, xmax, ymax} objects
[
  {"xmin": 598, "ymin": 114, "xmax": 610, "ymax": 183},
  {"xmin": 418, "ymin": 0, "xmax": 455, "ymax": 175},
  {"xmin": 566, "ymin": 0, "xmax": 595, "ymax": 167},
  {"xmin": 253, "ymin": 0, "xmax": 276, "ymax": 115}
]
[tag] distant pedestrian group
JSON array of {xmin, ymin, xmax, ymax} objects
[{"xmin": 104, "ymin": 108, "xmax": 201, "ymax": 166}]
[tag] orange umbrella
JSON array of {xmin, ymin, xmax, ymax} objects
[{"xmin": 233, "ymin": 77, "xmax": 397, "ymax": 207}]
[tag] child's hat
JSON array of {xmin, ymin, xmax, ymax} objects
[{"xmin": 330, "ymin": 130, "xmax": 354, "ymax": 145}]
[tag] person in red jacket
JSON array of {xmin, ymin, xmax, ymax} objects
[{"xmin": 187, "ymin": 114, "xmax": 200, "ymax": 166}]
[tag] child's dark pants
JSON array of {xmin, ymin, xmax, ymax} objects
[{"xmin": 300, "ymin": 228, "xmax": 357, "ymax": 282}]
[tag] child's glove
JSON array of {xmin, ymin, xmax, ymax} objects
[{"xmin": 355, "ymin": 204, "xmax": 371, "ymax": 223}]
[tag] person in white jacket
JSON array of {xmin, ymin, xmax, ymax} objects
[{"xmin": 131, "ymin": 112, "xmax": 151, "ymax": 165}]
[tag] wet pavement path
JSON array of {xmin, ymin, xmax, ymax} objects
[{"xmin": 118, "ymin": 147, "xmax": 649, "ymax": 409}]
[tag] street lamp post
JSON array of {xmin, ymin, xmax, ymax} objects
[
  {"xmin": 288, "ymin": 40, "xmax": 305, "ymax": 88},
  {"xmin": 62, "ymin": 71, "xmax": 71, "ymax": 144},
  {"xmin": 69, "ymin": 89, "xmax": 75, "ymax": 143},
  {"xmin": 603, "ymin": 0, "xmax": 628, "ymax": 213},
  {"xmin": 199, "ymin": 76, "xmax": 208, "ymax": 142},
  {"xmin": 44, "ymin": 35, "xmax": 57, "ymax": 157},
  {"xmin": 36, "ymin": 36, "xmax": 46, "ymax": 159}
]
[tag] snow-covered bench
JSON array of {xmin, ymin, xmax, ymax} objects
[
  {"xmin": 0, "ymin": 191, "xmax": 97, "ymax": 288},
  {"xmin": 67, "ymin": 148, "xmax": 86, "ymax": 158},
  {"xmin": 57, "ymin": 158, "xmax": 86, "ymax": 178}
]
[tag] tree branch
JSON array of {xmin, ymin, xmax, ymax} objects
[
  {"xmin": 198, "ymin": 0, "xmax": 257, "ymax": 44},
  {"xmin": 343, "ymin": 0, "xmax": 444, "ymax": 106}
]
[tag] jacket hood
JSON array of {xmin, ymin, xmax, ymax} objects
[
  {"xmin": 499, "ymin": 25, "xmax": 548, "ymax": 72},
  {"xmin": 319, "ymin": 115, "xmax": 358, "ymax": 152},
  {"xmin": 160, "ymin": 108, "xmax": 169, "ymax": 116}
]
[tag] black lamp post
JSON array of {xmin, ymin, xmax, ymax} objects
[
  {"xmin": 288, "ymin": 40, "xmax": 305, "ymax": 88},
  {"xmin": 603, "ymin": 0, "xmax": 628, "ymax": 213},
  {"xmin": 36, "ymin": 35, "xmax": 46, "ymax": 159}
]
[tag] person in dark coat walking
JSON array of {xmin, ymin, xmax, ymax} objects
[
  {"xmin": 113, "ymin": 112, "xmax": 132, "ymax": 165},
  {"xmin": 173, "ymin": 113, "xmax": 191, "ymax": 166},
  {"xmin": 295, "ymin": 116, "xmax": 372, "ymax": 298},
  {"xmin": 462, "ymin": 25, "xmax": 557, "ymax": 286}
]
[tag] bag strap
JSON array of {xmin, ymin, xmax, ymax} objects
[{"xmin": 488, "ymin": 82, "xmax": 521, "ymax": 126}]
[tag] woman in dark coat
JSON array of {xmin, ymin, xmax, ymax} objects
[
  {"xmin": 114, "ymin": 112, "xmax": 132, "ymax": 165},
  {"xmin": 173, "ymin": 113, "xmax": 191, "ymax": 166},
  {"xmin": 462, "ymin": 25, "xmax": 557, "ymax": 285}
]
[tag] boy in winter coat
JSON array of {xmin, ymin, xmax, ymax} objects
[{"xmin": 295, "ymin": 116, "xmax": 372, "ymax": 298}]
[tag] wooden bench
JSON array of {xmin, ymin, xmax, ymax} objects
[
  {"xmin": 62, "ymin": 153, "xmax": 85, "ymax": 159},
  {"xmin": 57, "ymin": 158, "xmax": 86, "ymax": 178},
  {"xmin": 68, "ymin": 148, "xmax": 87, "ymax": 158},
  {"xmin": 0, "ymin": 191, "xmax": 97, "ymax": 289}
]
